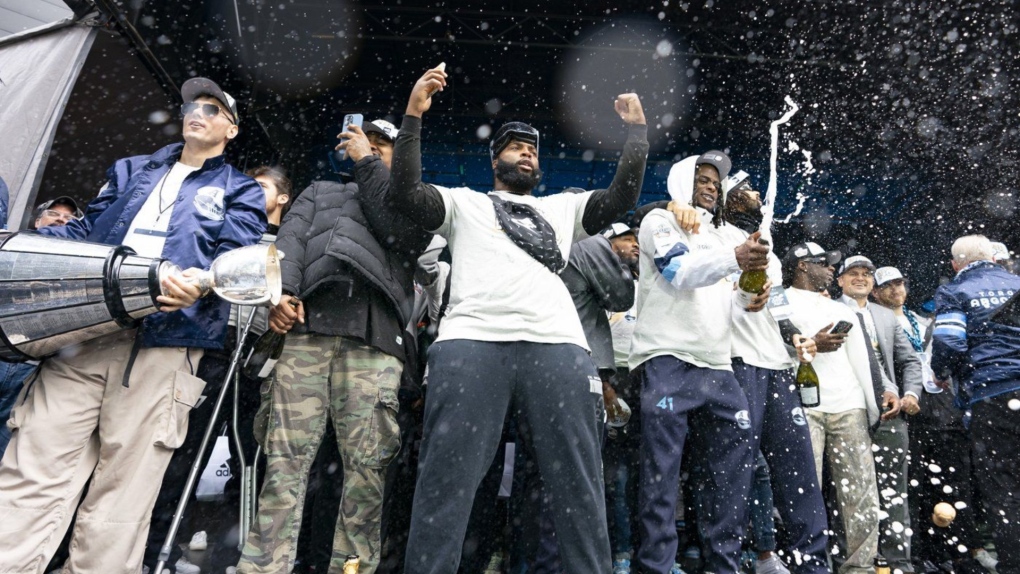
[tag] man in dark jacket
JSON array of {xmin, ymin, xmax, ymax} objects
[
  {"xmin": 236, "ymin": 119, "xmax": 430, "ymax": 574},
  {"xmin": 0, "ymin": 77, "xmax": 266, "ymax": 573},
  {"xmin": 932, "ymin": 234, "xmax": 1020, "ymax": 574},
  {"xmin": 561, "ymin": 222, "xmax": 637, "ymax": 417},
  {"xmin": 143, "ymin": 166, "xmax": 292, "ymax": 574},
  {"xmin": 390, "ymin": 65, "xmax": 648, "ymax": 574}
]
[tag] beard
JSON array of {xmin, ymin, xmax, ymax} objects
[{"xmin": 494, "ymin": 159, "xmax": 543, "ymax": 194}]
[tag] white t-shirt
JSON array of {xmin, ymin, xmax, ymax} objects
[
  {"xmin": 430, "ymin": 186, "xmax": 592, "ymax": 348},
  {"xmin": 123, "ymin": 162, "xmax": 199, "ymax": 257}
]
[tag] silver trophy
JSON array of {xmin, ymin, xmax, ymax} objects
[{"xmin": 0, "ymin": 231, "xmax": 281, "ymax": 361}]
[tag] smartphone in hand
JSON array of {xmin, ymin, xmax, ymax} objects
[
  {"xmin": 829, "ymin": 320, "xmax": 854, "ymax": 335},
  {"xmin": 333, "ymin": 113, "xmax": 364, "ymax": 163}
]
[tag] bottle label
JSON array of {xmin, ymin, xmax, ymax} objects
[
  {"xmin": 799, "ymin": 386, "xmax": 819, "ymax": 407},
  {"xmin": 735, "ymin": 289, "xmax": 757, "ymax": 308},
  {"xmin": 258, "ymin": 358, "xmax": 279, "ymax": 379},
  {"xmin": 766, "ymin": 285, "xmax": 793, "ymax": 320}
]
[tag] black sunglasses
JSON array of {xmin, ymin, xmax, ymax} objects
[{"xmin": 181, "ymin": 102, "xmax": 235, "ymax": 124}]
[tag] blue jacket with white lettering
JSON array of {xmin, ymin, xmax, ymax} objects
[
  {"xmin": 37, "ymin": 143, "xmax": 267, "ymax": 350},
  {"xmin": 931, "ymin": 260, "xmax": 1020, "ymax": 405}
]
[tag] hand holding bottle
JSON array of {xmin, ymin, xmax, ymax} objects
[
  {"xmin": 743, "ymin": 279, "xmax": 772, "ymax": 312},
  {"xmin": 268, "ymin": 295, "xmax": 304, "ymax": 334},
  {"xmin": 791, "ymin": 334, "xmax": 817, "ymax": 362},
  {"xmin": 734, "ymin": 231, "xmax": 769, "ymax": 272}
]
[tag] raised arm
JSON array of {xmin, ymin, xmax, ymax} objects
[
  {"xmin": 390, "ymin": 65, "xmax": 450, "ymax": 232},
  {"xmin": 582, "ymin": 94, "xmax": 650, "ymax": 235},
  {"xmin": 338, "ymin": 124, "xmax": 431, "ymax": 256}
]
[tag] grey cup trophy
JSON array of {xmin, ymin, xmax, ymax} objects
[{"xmin": 0, "ymin": 231, "xmax": 281, "ymax": 361}]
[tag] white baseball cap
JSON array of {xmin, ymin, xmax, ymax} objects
[{"xmin": 874, "ymin": 266, "xmax": 905, "ymax": 286}]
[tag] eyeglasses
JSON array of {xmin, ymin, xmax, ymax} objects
[
  {"xmin": 695, "ymin": 175, "xmax": 721, "ymax": 190},
  {"xmin": 40, "ymin": 209, "xmax": 79, "ymax": 222},
  {"xmin": 181, "ymin": 102, "xmax": 235, "ymax": 124}
]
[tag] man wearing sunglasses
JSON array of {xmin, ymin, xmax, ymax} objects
[
  {"xmin": 0, "ymin": 77, "xmax": 266, "ymax": 574},
  {"xmin": 782, "ymin": 243, "xmax": 891, "ymax": 574},
  {"xmin": 31, "ymin": 196, "xmax": 83, "ymax": 228},
  {"xmin": 0, "ymin": 195, "xmax": 84, "ymax": 462}
]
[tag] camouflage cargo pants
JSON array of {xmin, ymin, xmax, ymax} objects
[{"xmin": 237, "ymin": 334, "xmax": 403, "ymax": 574}]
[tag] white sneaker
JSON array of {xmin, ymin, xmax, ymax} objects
[
  {"xmin": 189, "ymin": 530, "xmax": 209, "ymax": 551},
  {"xmin": 175, "ymin": 557, "xmax": 201, "ymax": 574},
  {"xmin": 974, "ymin": 549, "xmax": 998, "ymax": 573}
]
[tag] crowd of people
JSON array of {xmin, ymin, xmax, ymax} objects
[{"xmin": 0, "ymin": 64, "xmax": 1017, "ymax": 574}]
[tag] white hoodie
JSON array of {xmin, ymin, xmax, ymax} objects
[{"xmin": 629, "ymin": 156, "xmax": 746, "ymax": 371}]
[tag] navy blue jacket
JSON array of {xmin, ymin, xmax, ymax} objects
[
  {"xmin": 931, "ymin": 260, "xmax": 1020, "ymax": 405},
  {"xmin": 38, "ymin": 143, "xmax": 267, "ymax": 350},
  {"xmin": 0, "ymin": 175, "xmax": 8, "ymax": 229}
]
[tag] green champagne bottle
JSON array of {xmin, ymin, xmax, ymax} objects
[
  {"xmin": 796, "ymin": 354, "xmax": 820, "ymax": 408},
  {"xmin": 736, "ymin": 238, "xmax": 770, "ymax": 308}
]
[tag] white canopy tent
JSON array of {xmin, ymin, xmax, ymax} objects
[{"xmin": 0, "ymin": 18, "xmax": 97, "ymax": 229}]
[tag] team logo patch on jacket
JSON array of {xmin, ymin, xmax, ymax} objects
[
  {"xmin": 790, "ymin": 407, "xmax": 807, "ymax": 426},
  {"xmin": 735, "ymin": 409, "xmax": 751, "ymax": 429},
  {"xmin": 194, "ymin": 186, "xmax": 226, "ymax": 221}
]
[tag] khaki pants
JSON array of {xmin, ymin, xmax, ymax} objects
[
  {"xmin": 238, "ymin": 334, "xmax": 402, "ymax": 574},
  {"xmin": 807, "ymin": 408, "xmax": 880, "ymax": 574},
  {"xmin": 0, "ymin": 330, "xmax": 205, "ymax": 574}
]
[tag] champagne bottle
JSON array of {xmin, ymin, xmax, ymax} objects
[
  {"xmin": 343, "ymin": 555, "xmax": 360, "ymax": 574},
  {"xmin": 242, "ymin": 298, "xmax": 298, "ymax": 379},
  {"xmin": 796, "ymin": 354, "xmax": 820, "ymax": 408},
  {"xmin": 735, "ymin": 239, "xmax": 770, "ymax": 308},
  {"xmin": 874, "ymin": 556, "xmax": 890, "ymax": 574}
]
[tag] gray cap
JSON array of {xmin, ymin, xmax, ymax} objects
[
  {"xmin": 181, "ymin": 77, "xmax": 239, "ymax": 124},
  {"xmin": 874, "ymin": 266, "xmax": 905, "ymax": 286},
  {"xmin": 696, "ymin": 150, "xmax": 732, "ymax": 181},
  {"xmin": 838, "ymin": 255, "xmax": 876, "ymax": 276}
]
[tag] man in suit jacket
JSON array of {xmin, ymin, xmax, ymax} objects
[
  {"xmin": 871, "ymin": 266, "xmax": 994, "ymax": 573},
  {"xmin": 838, "ymin": 256, "xmax": 922, "ymax": 574}
]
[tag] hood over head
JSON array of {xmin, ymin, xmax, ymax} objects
[{"xmin": 665, "ymin": 151, "xmax": 732, "ymax": 207}]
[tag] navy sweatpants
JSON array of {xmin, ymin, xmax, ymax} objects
[
  {"xmin": 636, "ymin": 356, "xmax": 754, "ymax": 574},
  {"xmin": 733, "ymin": 359, "xmax": 830, "ymax": 574},
  {"xmin": 404, "ymin": 340, "xmax": 609, "ymax": 574}
]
